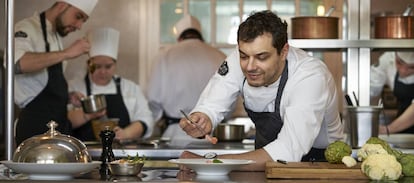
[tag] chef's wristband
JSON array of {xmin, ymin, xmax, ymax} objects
[{"xmin": 140, "ymin": 121, "xmax": 147, "ymax": 137}]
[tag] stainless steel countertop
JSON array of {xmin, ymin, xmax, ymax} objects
[
  {"xmin": 87, "ymin": 139, "xmax": 255, "ymax": 160},
  {"xmin": 87, "ymin": 138, "xmax": 414, "ymax": 160}
]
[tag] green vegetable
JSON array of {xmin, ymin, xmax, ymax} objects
[
  {"xmin": 212, "ymin": 159, "xmax": 223, "ymax": 163},
  {"xmin": 123, "ymin": 153, "xmax": 146, "ymax": 163},
  {"xmin": 398, "ymin": 153, "xmax": 414, "ymax": 177},
  {"xmin": 324, "ymin": 140, "xmax": 352, "ymax": 164}
]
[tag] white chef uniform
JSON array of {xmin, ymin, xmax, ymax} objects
[
  {"xmin": 370, "ymin": 52, "xmax": 414, "ymax": 97},
  {"xmin": 68, "ymin": 76, "xmax": 154, "ymax": 138},
  {"xmin": 146, "ymin": 15, "xmax": 226, "ymax": 141},
  {"xmin": 14, "ymin": 12, "xmax": 65, "ymax": 108},
  {"xmin": 13, "ymin": 0, "xmax": 98, "ymax": 108},
  {"xmin": 69, "ymin": 27, "xmax": 153, "ymax": 138},
  {"xmin": 192, "ymin": 47, "xmax": 344, "ymax": 162}
]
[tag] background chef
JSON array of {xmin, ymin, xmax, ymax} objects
[
  {"xmin": 13, "ymin": 0, "xmax": 98, "ymax": 145},
  {"xmin": 68, "ymin": 27, "xmax": 154, "ymax": 142},
  {"xmin": 146, "ymin": 15, "xmax": 226, "ymax": 143},
  {"xmin": 371, "ymin": 51, "xmax": 414, "ymax": 133}
]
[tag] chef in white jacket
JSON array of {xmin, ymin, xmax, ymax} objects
[
  {"xmin": 371, "ymin": 51, "xmax": 414, "ymax": 133},
  {"xmin": 178, "ymin": 11, "xmax": 344, "ymax": 171},
  {"xmin": 13, "ymin": 0, "xmax": 98, "ymax": 145},
  {"xmin": 146, "ymin": 15, "xmax": 226, "ymax": 142},
  {"xmin": 68, "ymin": 27, "xmax": 154, "ymax": 142}
]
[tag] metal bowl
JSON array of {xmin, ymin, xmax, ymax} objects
[
  {"xmin": 109, "ymin": 161, "xmax": 144, "ymax": 176},
  {"xmin": 81, "ymin": 94, "xmax": 106, "ymax": 113},
  {"xmin": 214, "ymin": 123, "xmax": 245, "ymax": 142},
  {"xmin": 13, "ymin": 121, "xmax": 91, "ymax": 163}
]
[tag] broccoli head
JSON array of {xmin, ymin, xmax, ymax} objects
[
  {"xmin": 324, "ymin": 140, "xmax": 352, "ymax": 164},
  {"xmin": 398, "ymin": 153, "xmax": 414, "ymax": 177}
]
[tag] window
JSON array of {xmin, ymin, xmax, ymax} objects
[{"xmin": 160, "ymin": 0, "xmax": 328, "ymax": 47}]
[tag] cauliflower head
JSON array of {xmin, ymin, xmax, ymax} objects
[
  {"xmin": 342, "ymin": 156, "xmax": 357, "ymax": 167},
  {"xmin": 366, "ymin": 137, "xmax": 402, "ymax": 158},
  {"xmin": 361, "ymin": 154, "xmax": 402, "ymax": 181},
  {"xmin": 398, "ymin": 153, "xmax": 414, "ymax": 177},
  {"xmin": 357, "ymin": 143, "xmax": 388, "ymax": 161},
  {"xmin": 324, "ymin": 141, "xmax": 352, "ymax": 164}
]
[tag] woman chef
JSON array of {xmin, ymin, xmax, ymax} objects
[{"xmin": 68, "ymin": 27, "xmax": 154, "ymax": 142}]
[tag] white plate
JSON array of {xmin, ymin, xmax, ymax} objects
[
  {"xmin": 0, "ymin": 161, "xmax": 101, "ymax": 180},
  {"xmin": 379, "ymin": 134, "xmax": 414, "ymax": 148},
  {"xmin": 168, "ymin": 159, "xmax": 255, "ymax": 176}
]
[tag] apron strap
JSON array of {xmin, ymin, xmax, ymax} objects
[{"xmin": 40, "ymin": 12, "xmax": 50, "ymax": 52}]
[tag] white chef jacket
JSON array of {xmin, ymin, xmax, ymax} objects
[
  {"xmin": 193, "ymin": 47, "xmax": 344, "ymax": 162},
  {"xmin": 371, "ymin": 52, "xmax": 414, "ymax": 97},
  {"xmin": 14, "ymin": 12, "xmax": 66, "ymax": 108},
  {"xmin": 68, "ymin": 75, "xmax": 154, "ymax": 138},
  {"xmin": 146, "ymin": 39, "xmax": 226, "ymax": 140}
]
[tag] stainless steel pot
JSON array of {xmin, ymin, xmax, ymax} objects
[
  {"xmin": 81, "ymin": 94, "xmax": 106, "ymax": 113},
  {"xmin": 13, "ymin": 121, "xmax": 91, "ymax": 163},
  {"xmin": 214, "ymin": 124, "xmax": 245, "ymax": 142}
]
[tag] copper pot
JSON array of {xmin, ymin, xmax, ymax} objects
[
  {"xmin": 291, "ymin": 16, "xmax": 339, "ymax": 39},
  {"xmin": 375, "ymin": 16, "xmax": 414, "ymax": 39}
]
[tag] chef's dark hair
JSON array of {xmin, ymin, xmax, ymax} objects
[
  {"xmin": 179, "ymin": 29, "xmax": 204, "ymax": 42},
  {"xmin": 237, "ymin": 10, "xmax": 288, "ymax": 55}
]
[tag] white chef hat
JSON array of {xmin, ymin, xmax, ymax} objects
[
  {"xmin": 88, "ymin": 27, "xmax": 120, "ymax": 60},
  {"xmin": 174, "ymin": 14, "xmax": 202, "ymax": 38},
  {"xmin": 396, "ymin": 52, "xmax": 414, "ymax": 64},
  {"xmin": 59, "ymin": 0, "xmax": 98, "ymax": 17}
]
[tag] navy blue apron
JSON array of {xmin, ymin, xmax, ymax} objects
[
  {"xmin": 72, "ymin": 76, "xmax": 131, "ymax": 141},
  {"xmin": 393, "ymin": 73, "xmax": 414, "ymax": 133},
  {"xmin": 16, "ymin": 12, "xmax": 71, "ymax": 145},
  {"xmin": 243, "ymin": 60, "xmax": 325, "ymax": 161}
]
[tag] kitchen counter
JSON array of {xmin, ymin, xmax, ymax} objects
[
  {"xmin": 87, "ymin": 139, "xmax": 255, "ymax": 160},
  {"xmin": 86, "ymin": 138, "xmax": 414, "ymax": 161},
  {"xmin": 2, "ymin": 139, "xmax": 412, "ymax": 182},
  {"xmin": 0, "ymin": 164, "xmax": 414, "ymax": 182}
]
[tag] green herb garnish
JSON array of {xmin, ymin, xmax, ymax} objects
[{"xmin": 212, "ymin": 159, "xmax": 223, "ymax": 163}]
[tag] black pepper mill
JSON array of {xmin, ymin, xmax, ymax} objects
[{"xmin": 99, "ymin": 126, "xmax": 115, "ymax": 179}]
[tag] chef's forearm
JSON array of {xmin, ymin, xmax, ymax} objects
[
  {"xmin": 18, "ymin": 51, "xmax": 68, "ymax": 73},
  {"xmin": 124, "ymin": 121, "xmax": 145, "ymax": 139}
]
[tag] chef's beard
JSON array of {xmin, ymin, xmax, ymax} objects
[{"xmin": 55, "ymin": 14, "xmax": 69, "ymax": 37}]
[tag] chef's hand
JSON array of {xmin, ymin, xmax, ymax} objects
[
  {"xmin": 69, "ymin": 91, "xmax": 85, "ymax": 108},
  {"xmin": 63, "ymin": 38, "xmax": 90, "ymax": 59},
  {"xmin": 113, "ymin": 126, "xmax": 128, "ymax": 141},
  {"xmin": 179, "ymin": 112, "xmax": 213, "ymax": 138}
]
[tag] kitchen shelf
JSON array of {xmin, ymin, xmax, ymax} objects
[{"xmin": 288, "ymin": 39, "xmax": 414, "ymax": 49}]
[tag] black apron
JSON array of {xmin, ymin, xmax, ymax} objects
[
  {"xmin": 16, "ymin": 12, "xmax": 71, "ymax": 145},
  {"xmin": 243, "ymin": 60, "xmax": 325, "ymax": 162},
  {"xmin": 393, "ymin": 73, "xmax": 414, "ymax": 133},
  {"xmin": 72, "ymin": 76, "xmax": 131, "ymax": 141}
]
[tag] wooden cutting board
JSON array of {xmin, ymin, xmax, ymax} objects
[{"xmin": 266, "ymin": 161, "xmax": 368, "ymax": 179}]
